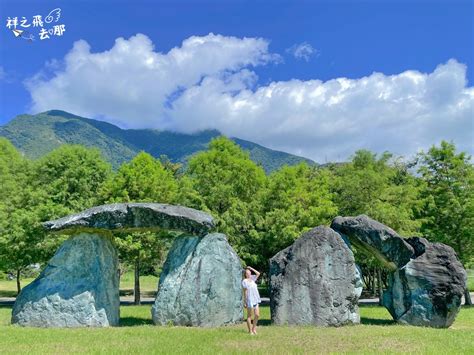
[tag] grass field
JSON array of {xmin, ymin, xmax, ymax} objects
[
  {"xmin": 0, "ymin": 278, "xmax": 35, "ymax": 297},
  {"xmin": 118, "ymin": 273, "xmax": 158, "ymax": 297},
  {"xmin": 468, "ymin": 269, "xmax": 474, "ymax": 292},
  {"xmin": 0, "ymin": 304, "xmax": 472, "ymax": 354}
]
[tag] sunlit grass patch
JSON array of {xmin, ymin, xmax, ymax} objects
[{"xmin": 0, "ymin": 304, "xmax": 472, "ymax": 354}]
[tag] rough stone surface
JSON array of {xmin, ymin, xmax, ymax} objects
[
  {"xmin": 44, "ymin": 203, "xmax": 214, "ymax": 236},
  {"xmin": 269, "ymin": 226, "xmax": 362, "ymax": 326},
  {"xmin": 12, "ymin": 233, "xmax": 119, "ymax": 327},
  {"xmin": 383, "ymin": 237, "xmax": 467, "ymax": 328},
  {"xmin": 331, "ymin": 215, "xmax": 414, "ymax": 270},
  {"xmin": 151, "ymin": 233, "xmax": 242, "ymax": 327},
  {"xmin": 332, "ymin": 215, "xmax": 466, "ymax": 328}
]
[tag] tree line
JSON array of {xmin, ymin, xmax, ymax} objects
[{"xmin": 0, "ymin": 137, "xmax": 472, "ymax": 304}]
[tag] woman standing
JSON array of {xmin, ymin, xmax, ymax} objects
[{"xmin": 242, "ymin": 266, "xmax": 261, "ymax": 335}]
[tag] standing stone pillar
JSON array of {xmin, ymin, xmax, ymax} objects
[
  {"xmin": 269, "ymin": 226, "xmax": 362, "ymax": 326},
  {"xmin": 12, "ymin": 233, "xmax": 120, "ymax": 327},
  {"xmin": 151, "ymin": 233, "xmax": 243, "ymax": 327},
  {"xmin": 11, "ymin": 203, "xmax": 215, "ymax": 327}
]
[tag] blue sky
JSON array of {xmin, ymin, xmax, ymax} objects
[{"xmin": 0, "ymin": 0, "xmax": 472, "ymax": 161}]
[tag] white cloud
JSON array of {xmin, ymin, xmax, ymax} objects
[
  {"xmin": 286, "ymin": 42, "xmax": 318, "ymax": 61},
  {"xmin": 26, "ymin": 34, "xmax": 473, "ymax": 162},
  {"xmin": 26, "ymin": 33, "xmax": 278, "ymax": 128}
]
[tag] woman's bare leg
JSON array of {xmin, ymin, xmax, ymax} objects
[
  {"xmin": 252, "ymin": 306, "xmax": 260, "ymax": 334},
  {"xmin": 246, "ymin": 307, "xmax": 253, "ymax": 333}
]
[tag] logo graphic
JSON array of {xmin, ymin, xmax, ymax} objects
[{"xmin": 6, "ymin": 8, "xmax": 65, "ymax": 42}]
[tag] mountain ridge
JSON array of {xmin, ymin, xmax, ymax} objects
[{"xmin": 0, "ymin": 110, "xmax": 316, "ymax": 173}]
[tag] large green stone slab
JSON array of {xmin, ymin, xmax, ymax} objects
[
  {"xmin": 43, "ymin": 203, "xmax": 214, "ymax": 236},
  {"xmin": 270, "ymin": 226, "xmax": 362, "ymax": 326},
  {"xmin": 12, "ymin": 233, "xmax": 119, "ymax": 327},
  {"xmin": 152, "ymin": 233, "xmax": 243, "ymax": 327}
]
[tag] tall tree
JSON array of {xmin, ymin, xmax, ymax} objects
[
  {"xmin": 0, "ymin": 139, "xmax": 66, "ymax": 293},
  {"xmin": 101, "ymin": 151, "xmax": 177, "ymax": 204},
  {"xmin": 186, "ymin": 137, "xmax": 266, "ymax": 270},
  {"xmin": 255, "ymin": 163, "xmax": 338, "ymax": 271},
  {"xmin": 332, "ymin": 150, "xmax": 423, "ymax": 235},
  {"xmin": 35, "ymin": 145, "xmax": 112, "ymax": 212},
  {"xmin": 418, "ymin": 141, "xmax": 474, "ymax": 304},
  {"xmin": 187, "ymin": 136, "xmax": 266, "ymax": 215},
  {"xmin": 101, "ymin": 151, "xmax": 178, "ymax": 304},
  {"xmin": 331, "ymin": 150, "xmax": 423, "ymax": 300},
  {"xmin": 0, "ymin": 138, "xmax": 35, "ymax": 293}
]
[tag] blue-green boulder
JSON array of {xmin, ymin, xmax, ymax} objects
[
  {"xmin": 151, "ymin": 233, "xmax": 243, "ymax": 327},
  {"xmin": 383, "ymin": 237, "xmax": 466, "ymax": 328},
  {"xmin": 269, "ymin": 226, "xmax": 362, "ymax": 326},
  {"xmin": 12, "ymin": 233, "xmax": 119, "ymax": 327}
]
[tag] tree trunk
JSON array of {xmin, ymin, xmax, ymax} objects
[
  {"xmin": 134, "ymin": 258, "xmax": 141, "ymax": 305},
  {"xmin": 377, "ymin": 268, "xmax": 383, "ymax": 306},
  {"xmin": 464, "ymin": 288, "xmax": 472, "ymax": 306},
  {"xmin": 16, "ymin": 269, "xmax": 21, "ymax": 295},
  {"xmin": 371, "ymin": 268, "xmax": 377, "ymax": 297}
]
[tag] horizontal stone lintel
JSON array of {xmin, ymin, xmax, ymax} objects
[{"xmin": 43, "ymin": 203, "xmax": 215, "ymax": 237}]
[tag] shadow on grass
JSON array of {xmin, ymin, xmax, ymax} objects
[
  {"xmin": 359, "ymin": 304, "xmax": 396, "ymax": 326},
  {"xmin": 119, "ymin": 290, "xmax": 157, "ymax": 298},
  {"xmin": 360, "ymin": 317, "xmax": 395, "ymax": 326},
  {"xmin": 241, "ymin": 318, "xmax": 272, "ymax": 326},
  {"xmin": 257, "ymin": 319, "xmax": 272, "ymax": 326},
  {"xmin": 120, "ymin": 316, "xmax": 153, "ymax": 327},
  {"xmin": 0, "ymin": 290, "xmax": 18, "ymax": 298}
]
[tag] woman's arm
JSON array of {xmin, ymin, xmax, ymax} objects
[{"xmin": 246, "ymin": 266, "xmax": 260, "ymax": 280}]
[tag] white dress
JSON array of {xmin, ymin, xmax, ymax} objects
[{"xmin": 242, "ymin": 275, "xmax": 261, "ymax": 308}]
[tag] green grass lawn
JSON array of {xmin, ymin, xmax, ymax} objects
[
  {"xmin": 0, "ymin": 278, "xmax": 35, "ymax": 297},
  {"xmin": 118, "ymin": 273, "xmax": 158, "ymax": 297},
  {"xmin": 0, "ymin": 304, "xmax": 472, "ymax": 354},
  {"xmin": 467, "ymin": 269, "xmax": 474, "ymax": 292}
]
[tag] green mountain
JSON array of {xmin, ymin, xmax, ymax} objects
[{"xmin": 0, "ymin": 110, "xmax": 315, "ymax": 173}]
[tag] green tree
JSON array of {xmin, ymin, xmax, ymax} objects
[
  {"xmin": 331, "ymin": 150, "xmax": 423, "ymax": 302},
  {"xmin": 159, "ymin": 155, "xmax": 182, "ymax": 177},
  {"xmin": 114, "ymin": 230, "xmax": 173, "ymax": 301},
  {"xmin": 186, "ymin": 137, "xmax": 266, "ymax": 270},
  {"xmin": 35, "ymin": 145, "xmax": 112, "ymax": 212},
  {"xmin": 101, "ymin": 151, "xmax": 177, "ymax": 204},
  {"xmin": 0, "ymin": 139, "xmax": 66, "ymax": 293},
  {"xmin": 256, "ymin": 163, "xmax": 338, "ymax": 271},
  {"xmin": 219, "ymin": 198, "xmax": 264, "ymax": 269},
  {"xmin": 0, "ymin": 138, "xmax": 34, "ymax": 293},
  {"xmin": 332, "ymin": 150, "xmax": 422, "ymax": 234},
  {"xmin": 101, "ymin": 151, "xmax": 178, "ymax": 304},
  {"xmin": 175, "ymin": 175, "xmax": 206, "ymax": 211},
  {"xmin": 187, "ymin": 137, "xmax": 266, "ymax": 215},
  {"xmin": 418, "ymin": 141, "xmax": 474, "ymax": 304}
]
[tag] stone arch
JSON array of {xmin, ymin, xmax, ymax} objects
[
  {"xmin": 269, "ymin": 215, "xmax": 466, "ymax": 328},
  {"xmin": 331, "ymin": 215, "xmax": 467, "ymax": 328},
  {"xmin": 12, "ymin": 203, "xmax": 243, "ymax": 327}
]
